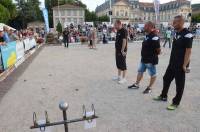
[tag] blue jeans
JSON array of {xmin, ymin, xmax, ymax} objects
[{"xmin": 138, "ymin": 62, "xmax": 157, "ymax": 77}]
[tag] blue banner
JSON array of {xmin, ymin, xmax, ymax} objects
[
  {"xmin": 42, "ymin": 8, "xmax": 50, "ymax": 33},
  {"xmin": 0, "ymin": 41, "xmax": 17, "ymax": 70}
]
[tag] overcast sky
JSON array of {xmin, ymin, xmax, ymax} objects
[{"xmin": 80, "ymin": 0, "xmax": 200, "ymax": 11}]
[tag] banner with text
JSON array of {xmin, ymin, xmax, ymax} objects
[
  {"xmin": 0, "ymin": 41, "xmax": 17, "ymax": 70},
  {"xmin": 16, "ymin": 41, "xmax": 25, "ymax": 60}
]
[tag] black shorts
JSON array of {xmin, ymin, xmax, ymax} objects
[{"xmin": 116, "ymin": 52, "xmax": 127, "ymax": 70}]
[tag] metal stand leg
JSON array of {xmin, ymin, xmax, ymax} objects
[{"xmin": 62, "ymin": 110, "xmax": 68, "ymax": 132}]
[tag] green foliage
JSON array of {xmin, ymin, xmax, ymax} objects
[
  {"xmin": 98, "ymin": 15, "xmax": 109, "ymax": 22},
  {"xmin": 85, "ymin": 9, "xmax": 97, "ymax": 22},
  {"xmin": 85, "ymin": 9, "xmax": 109, "ymax": 23},
  {"xmin": 0, "ymin": 0, "xmax": 16, "ymax": 19},
  {"xmin": 192, "ymin": 14, "xmax": 200, "ymax": 23},
  {"xmin": 0, "ymin": 4, "xmax": 10, "ymax": 23},
  {"xmin": 15, "ymin": 0, "xmax": 43, "ymax": 28},
  {"xmin": 56, "ymin": 21, "xmax": 63, "ymax": 33}
]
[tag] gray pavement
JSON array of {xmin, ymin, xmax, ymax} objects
[{"xmin": 0, "ymin": 41, "xmax": 200, "ymax": 132}]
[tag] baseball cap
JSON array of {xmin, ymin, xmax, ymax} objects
[{"xmin": 0, "ymin": 27, "xmax": 3, "ymax": 31}]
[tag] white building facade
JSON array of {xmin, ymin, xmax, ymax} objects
[
  {"xmin": 95, "ymin": 0, "xmax": 192, "ymax": 24},
  {"xmin": 52, "ymin": 4, "xmax": 85, "ymax": 28}
]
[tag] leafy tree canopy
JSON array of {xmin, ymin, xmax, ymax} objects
[{"xmin": 0, "ymin": 4, "xmax": 10, "ymax": 23}]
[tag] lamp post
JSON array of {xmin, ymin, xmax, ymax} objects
[
  {"xmin": 109, "ymin": 0, "xmax": 112, "ymax": 25},
  {"xmin": 58, "ymin": 0, "xmax": 61, "ymax": 22}
]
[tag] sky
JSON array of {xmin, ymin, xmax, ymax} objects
[{"xmin": 80, "ymin": 0, "xmax": 200, "ymax": 11}]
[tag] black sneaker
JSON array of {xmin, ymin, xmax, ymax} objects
[
  {"xmin": 128, "ymin": 83, "xmax": 139, "ymax": 89},
  {"xmin": 153, "ymin": 96, "xmax": 168, "ymax": 102},
  {"xmin": 143, "ymin": 87, "xmax": 152, "ymax": 94}
]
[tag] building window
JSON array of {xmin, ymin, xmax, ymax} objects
[
  {"xmin": 55, "ymin": 18, "xmax": 59, "ymax": 24},
  {"xmin": 116, "ymin": 11, "xmax": 119, "ymax": 16},
  {"xmin": 54, "ymin": 10, "xmax": 58, "ymax": 16},
  {"xmin": 120, "ymin": 10, "xmax": 124, "ymax": 16},
  {"xmin": 67, "ymin": 10, "xmax": 71, "ymax": 16},
  {"xmin": 61, "ymin": 10, "xmax": 65, "ymax": 16},
  {"xmin": 67, "ymin": 18, "xmax": 71, "ymax": 22},
  {"xmin": 62, "ymin": 18, "xmax": 65, "ymax": 24},
  {"xmin": 125, "ymin": 11, "xmax": 128, "ymax": 17},
  {"xmin": 74, "ymin": 10, "xmax": 77, "ymax": 16},
  {"xmin": 74, "ymin": 18, "xmax": 77, "ymax": 24},
  {"xmin": 79, "ymin": 10, "xmax": 83, "ymax": 16}
]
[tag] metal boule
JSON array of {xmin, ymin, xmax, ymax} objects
[{"xmin": 59, "ymin": 101, "xmax": 69, "ymax": 111}]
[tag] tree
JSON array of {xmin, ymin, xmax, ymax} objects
[
  {"xmin": 98, "ymin": 15, "xmax": 109, "ymax": 22},
  {"xmin": 15, "ymin": 0, "xmax": 43, "ymax": 28},
  {"xmin": 0, "ymin": 0, "xmax": 16, "ymax": 19},
  {"xmin": 0, "ymin": 4, "xmax": 10, "ymax": 23},
  {"xmin": 85, "ymin": 9, "xmax": 97, "ymax": 22},
  {"xmin": 56, "ymin": 21, "xmax": 62, "ymax": 33}
]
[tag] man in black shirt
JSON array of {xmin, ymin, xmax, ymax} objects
[
  {"xmin": 63, "ymin": 27, "xmax": 70, "ymax": 48},
  {"xmin": 113, "ymin": 20, "xmax": 128, "ymax": 84},
  {"xmin": 154, "ymin": 16, "xmax": 193, "ymax": 110},
  {"xmin": 128, "ymin": 21, "xmax": 161, "ymax": 94}
]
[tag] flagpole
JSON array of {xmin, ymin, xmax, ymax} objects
[
  {"xmin": 110, "ymin": 0, "xmax": 112, "ymax": 25},
  {"xmin": 58, "ymin": 0, "xmax": 61, "ymax": 22}
]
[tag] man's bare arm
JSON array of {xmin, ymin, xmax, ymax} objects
[
  {"xmin": 183, "ymin": 48, "xmax": 192, "ymax": 71},
  {"xmin": 121, "ymin": 39, "xmax": 127, "ymax": 52}
]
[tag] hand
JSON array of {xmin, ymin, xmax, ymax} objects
[
  {"xmin": 121, "ymin": 50, "xmax": 126, "ymax": 56},
  {"xmin": 0, "ymin": 42, "xmax": 6, "ymax": 46},
  {"xmin": 183, "ymin": 65, "xmax": 187, "ymax": 72}
]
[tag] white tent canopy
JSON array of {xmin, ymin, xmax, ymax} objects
[{"xmin": 0, "ymin": 23, "xmax": 16, "ymax": 31}]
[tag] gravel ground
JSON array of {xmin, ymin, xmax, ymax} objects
[{"xmin": 0, "ymin": 41, "xmax": 199, "ymax": 132}]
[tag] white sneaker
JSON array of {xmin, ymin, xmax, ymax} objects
[
  {"xmin": 118, "ymin": 78, "xmax": 127, "ymax": 84},
  {"xmin": 112, "ymin": 76, "xmax": 121, "ymax": 81}
]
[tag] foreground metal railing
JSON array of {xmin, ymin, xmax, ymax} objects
[{"xmin": 30, "ymin": 102, "xmax": 98, "ymax": 132}]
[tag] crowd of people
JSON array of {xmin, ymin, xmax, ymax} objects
[
  {"xmin": 113, "ymin": 15, "xmax": 193, "ymax": 111},
  {"xmin": 60, "ymin": 23, "xmax": 144, "ymax": 49},
  {"xmin": 0, "ymin": 26, "xmax": 45, "ymax": 46},
  {"xmin": 59, "ymin": 21, "xmax": 200, "ymax": 51},
  {"xmin": 0, "ymin": 26, "xmax": 45, "ymax": 73}
]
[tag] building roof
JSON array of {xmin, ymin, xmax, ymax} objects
[
  {"xmin": 52, "ymin": 4, "xmax": 84, "ymax": 10},
  {"xmin": 95, "ymin": 0, "xmax": 191, "ymax": 13}
]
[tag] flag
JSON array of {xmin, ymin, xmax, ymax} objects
[
  {"xmin": 154, "ymin": 0, "xmax": 160, "ymax": 23},
  {"xmin": 42, "ymin": 8, "xmax": 50, "ymax": 33}
]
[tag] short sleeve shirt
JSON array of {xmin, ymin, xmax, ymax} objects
[
  {"xmin": 169, "ymin": 28, "xmax": 193, "ymax": 68},
  {"xmin": 141, "ymin": 32, "xmax": 160, "ymax": 65},
  {"xmin": 115, "ymin": 28, "xmax": 128, "ymax": 52},
  {"xmin": 166, "ymin": 30, "xmax": 172, "ymax": 38}
]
